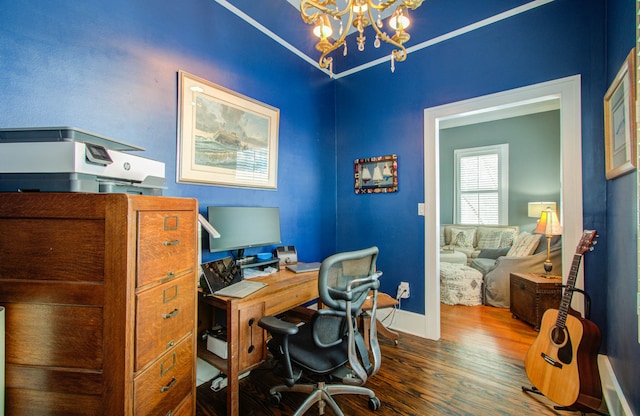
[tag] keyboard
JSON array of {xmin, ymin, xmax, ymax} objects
[{"xmin": 214, "ymin": 280, "xmax": 267, "ymax": 298}]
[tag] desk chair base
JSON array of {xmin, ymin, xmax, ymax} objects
[{"xmin": 270, "ymin": 381, "xmax": 380, "ymax": 416}]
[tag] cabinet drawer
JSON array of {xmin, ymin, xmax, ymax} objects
[
  {"xmin": 134, "ymin": 337, "xmax": 194, "ymax": 416},
  {"xmin": 137, "ymin": 211, "xmax": 196, "ymax": 287},
  {"xmin": 172, "ymin": 393, "xmax": 194, "ymax": 416},
  {"xmin": 136, "ymin": 273, "xmax": 195, "ymax": 371},
  {"xmin": 6, "ymin": 303, "xmax": 103, "ymax": 369}
]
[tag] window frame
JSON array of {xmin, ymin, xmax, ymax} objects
[{"xmin": 453, "ymin": 143, "xmax": 509, "ymax": 225}]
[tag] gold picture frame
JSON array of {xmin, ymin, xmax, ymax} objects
[
  {"xmin": 354, "ymin": 154, "xmax": 398, "ymax": 194},
  {"xmin": 177, "ymin": 71, "xmax": 279, "ymax": 188},
  {"xmin": 604, "ymin": 48, "xmax": 636, "ymax": 180}
]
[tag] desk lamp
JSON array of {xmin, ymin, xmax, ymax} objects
[{"xmin": 533, "ymin": 207, "xmax": 562, "ymax": 278}]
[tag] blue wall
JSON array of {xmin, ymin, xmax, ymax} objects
[
  {"xmin": 605, "ymin": 0, "xmax": 640, "ymax": 412},
  {"xmin": 0, "ymin": 0, "xmax": 337, "ymax": 263}
]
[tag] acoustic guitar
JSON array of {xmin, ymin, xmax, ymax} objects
[{"xmin": 524, "ymin": 230, "xmax": 602, "ymax": 412}]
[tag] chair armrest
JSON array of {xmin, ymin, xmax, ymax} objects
[{"xmin": 258, "ymin": 316, "xmax": 299, "ymax": 335}]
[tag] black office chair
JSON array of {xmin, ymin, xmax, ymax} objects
[{"xmin": 259, "ymin": 246, "xmax": 383, "ymax": 415}]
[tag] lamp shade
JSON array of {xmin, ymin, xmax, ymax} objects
[
  {"xmin": 528, "ymin": 202, "xmax": 557, "ymax": 218},
  {"xmin": 533, "ymin": 209, "xmax": 562, "ymax": 236}
]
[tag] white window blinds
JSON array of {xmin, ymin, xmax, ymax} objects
[{"xmin": 454, "ymin": 144, "xmax": 508, "ymax": 224}]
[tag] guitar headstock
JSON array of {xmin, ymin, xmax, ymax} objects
[{"xmin": 576, "ymin": 230, "xmax": 597, "ymax": 255}]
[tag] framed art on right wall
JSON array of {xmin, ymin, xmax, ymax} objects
[{"xmin": 604, "ymin": 48, "xmax": 637, "ymax": 180}]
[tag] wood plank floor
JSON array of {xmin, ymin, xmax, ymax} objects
[{"xmin": 196, "ymin": 304, "xmax": 586, "ymax": 415}]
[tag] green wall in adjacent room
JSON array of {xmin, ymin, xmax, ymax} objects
[{"xmin": 439, "ymin": 110, "xmax": 561, "ymax": 232}]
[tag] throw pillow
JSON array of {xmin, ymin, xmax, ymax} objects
[
  {"xmin": 499, "ymin": 228, "xmax": 518, "ymax": 247},
  {"xmin": 476, "ymin": 228, "xmax": 504, "ymax": 249},
  {"xmin": 507, "ymin": 232, "xmax": 542, "ymax": 257},
  {"xmin": 449, "ymin": 227, "xmax": 476, "ymax": 248},
  {"xmin": 478, "ymin": 246, "xmax": 510, "ymax": 259}
]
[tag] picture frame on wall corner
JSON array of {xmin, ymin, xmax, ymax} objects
[
  {"xmin": 354, "ymin": 154, "xmax": 398, "ymax": 194},
  {"xmin": 604, "ymin": 48, "xmax": 636, "ymax": 180},
  {"xmin": 177, "ymin": 70, "xmax": 279, "ymax": 189}
]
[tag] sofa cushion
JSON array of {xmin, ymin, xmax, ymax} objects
[
  {"xmin": 507, "ymin": 232, "xmax": 541, "ymax": 257},
  {"xmin": 449, "ymin": 227, "xmax": 476, "ymax": 248},
  {"xmin": 476, "ymin": 227, "xmax": 505, "ymax": 249},
  {"xmin": 469, "ymin": 257, "xmax": 497, "ymax": 276}
]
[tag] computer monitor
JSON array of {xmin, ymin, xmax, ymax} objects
[{"xmin": 207, "ymin": 206, "xmax": 281, "ymax": 257}]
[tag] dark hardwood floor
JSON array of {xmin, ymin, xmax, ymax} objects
[{"xmin": 196, "ymin": 304, "xmax": 585, "ymax": 415}]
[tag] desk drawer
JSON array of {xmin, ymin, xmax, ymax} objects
[
  {"xmin": 136, "ymin": 273, "xmax": 195, "ymax": 371},
  {"xmin": 134, "ymin": 337, "xmax": 193, "ymax": 416},
  {"xmin": 137, "ymin": 211, "xmax": 196, "ymax": 287}
]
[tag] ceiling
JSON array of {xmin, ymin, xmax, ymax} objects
[{"xmin": 213, "ymin": 0, "xmax": 554, "ymax": 78}]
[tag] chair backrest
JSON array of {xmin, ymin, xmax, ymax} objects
[
  {"xmin": 315, "ymin": 246, "xmax": 382, "ymax": 385},
  {"xmin": 318, "ymin": 246, "xmax": 379, "ymax": 313}
]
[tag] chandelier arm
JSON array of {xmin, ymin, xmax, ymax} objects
[
  {"xmin": 377, "ymin": 31, "xmax": 408, "ymax": 62},
  {"xmin": 369, "ymin": 0, "xmax": 423, "ymax": 12},
  {"xmin": 300, "ymin": 0, "xmax": 352, "ymax": 24}
]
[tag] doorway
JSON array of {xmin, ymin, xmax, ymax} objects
[{"xmin": 423, "ymin": 75, "xmax": 583, "ymax": 340}]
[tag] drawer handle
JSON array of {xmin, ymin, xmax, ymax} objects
[
  {"xmin": 162, "ymin": 309, "xmax": 179, "ymax": 319},
  {"xmin": 163, "ymin": 239, "xmax": 180, "ymax": 246},
  {"xmin": 166, "ymin": 340, "xmax": 175, "ymax": 349},
  {"xmin": 160, "ymin": 377, "xmax": 177, "ymax": 393}
]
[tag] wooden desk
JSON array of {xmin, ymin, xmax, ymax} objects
[{"xmin": 197, "ymin": 269, "xmax": 319, "ymax": 416}]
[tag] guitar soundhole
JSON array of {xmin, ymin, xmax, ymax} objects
[{"xmin": 550, "ymin": 326, "xmax": 566, "ymax": 345}]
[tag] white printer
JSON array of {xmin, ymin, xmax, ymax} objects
[{"xmin": 0, "ymin": 127, "xmax": 165, "ymax": 195}]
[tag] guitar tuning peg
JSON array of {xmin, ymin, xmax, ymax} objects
[
  {"xmin": 592, "ymin": 240, "xmax": 598, "ymax": 245},
  {"xmin": 589, "ymin": 246, "xmax": 595, "ymax": 251}
]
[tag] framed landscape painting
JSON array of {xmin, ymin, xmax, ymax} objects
[
  {"xmin": 177, "ymin": 71, "xmax": 279, "ymax": 189},
  {"xmin": 604, "ymin": 49, "xmax": 636, "ymax": 180}
]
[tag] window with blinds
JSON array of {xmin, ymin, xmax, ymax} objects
[{"xmin": 454, "ymin": 144, "xmax": 509, "ymax": 225}]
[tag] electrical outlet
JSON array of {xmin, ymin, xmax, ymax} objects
[{"xmin": 397, "ymin": 282, "xmax": 410, "ymax": 299}]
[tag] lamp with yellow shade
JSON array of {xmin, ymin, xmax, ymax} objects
[{"xmin": 533, "ymin": 208, "xmax": 563, "ymax": 278}]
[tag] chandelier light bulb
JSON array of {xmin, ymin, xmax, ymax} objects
[
  {"xmin": 389, "ymin": 8, "xmax": 410, "ymax": 31},
  {"xmin": 313, "ymin": 15, "xmax": 333, "ymax": 38}
]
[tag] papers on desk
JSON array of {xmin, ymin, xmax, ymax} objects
[
  {"xmin": 243, "ymin": 266, "xmax": 278, "ymax": 279},
  {"xmin": 213, "ymin": 280, "xmax": 267, "ymax": 298}
]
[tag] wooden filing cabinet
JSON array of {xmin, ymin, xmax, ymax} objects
[
  {"xmin": 0, "ymin": 193, "xmax": 198, "ymax": 415},
  {"xmin": 509, "ymin": 272, "xmax": 562, "ymax": 331}
]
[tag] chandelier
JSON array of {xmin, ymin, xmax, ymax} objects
[{"xmin": 300, "ymin": 0, "xmax": 423, "ymax": 74}]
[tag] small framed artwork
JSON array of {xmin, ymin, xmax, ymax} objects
[
  {"xmin": 354, "ymin": 154, "xmax": 398, "ymax": 194},
  {"xmin": 177, "ymin": 70, "xmax": 279, "ymax": 188},
  {"xmin": 604, "ymin": 48, "xmax": 636, "ymax": 180}
]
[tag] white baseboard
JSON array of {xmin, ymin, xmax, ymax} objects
[
  {"xmin": 378, "ymin": 307, "xmax": 428, "ymax": 338},
  {"xmin": 598, "ymin": 355, "xmax": 633, "ymax": 416}
]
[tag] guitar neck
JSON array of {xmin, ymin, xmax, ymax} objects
[{"xmin": 555, "ymin": 253, "xmax": 582, "ymax": 329}]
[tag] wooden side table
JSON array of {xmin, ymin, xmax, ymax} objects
[{"xmin": 509, "ymin": 272, "xmax": 562, "ymax": 331}]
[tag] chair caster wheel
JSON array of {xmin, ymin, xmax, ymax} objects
[
  {"xmin": 270, "ymin": 392, "xmax": 282, "ymax": 406},
  {"xmin": 368, "ymin": 396, "xmax": 381, "ymax": 411}
]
